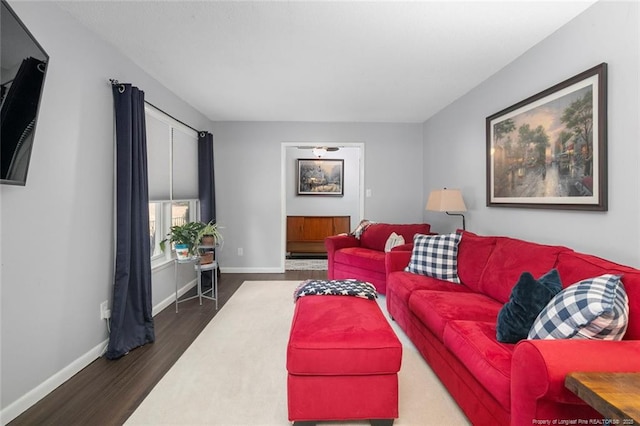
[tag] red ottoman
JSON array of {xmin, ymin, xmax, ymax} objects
[{"xmin": 287, "ymin": 290, "xmax": 402, "ymax": 426}]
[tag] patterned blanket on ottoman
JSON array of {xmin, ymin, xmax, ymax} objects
[{"xmin": 293, "ymin": 279, "xmax": 378, "ymax": 301}]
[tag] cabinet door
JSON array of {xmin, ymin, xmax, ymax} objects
[
  {"xmin": 333, "ymin": 216, "xmax": 350, "ymax": 235},
  {"xmin": 303, "ymin": 217, "xmax": 334, "ymax": 240},
  {"xmin": 287, "ymin": 216, "xmax": 305, "ymax": 241}
]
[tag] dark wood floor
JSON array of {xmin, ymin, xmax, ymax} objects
[{"xmin": 9, "ymin": 271, "xmax": 327, "ymax": 426}]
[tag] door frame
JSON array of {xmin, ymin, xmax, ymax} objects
[{"xmin": 280, "ymin": 142, "xmax": 365, "ymax": 272}]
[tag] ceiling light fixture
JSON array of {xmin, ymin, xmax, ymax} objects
[{"xmin": 312, "ymin": 147, "xmax": 327, "ymax": 158}]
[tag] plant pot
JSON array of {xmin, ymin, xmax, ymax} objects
[
  {"xmin": 200, "ymin": 251, "xmax": 214, "ymax": 265},
  {"xmin": 201, "ymin": 235, "xmax": 216, "ymax": 247},
  {"xmin": 175, "ymin": 244, "xmax": 190, "ymax": 260}
]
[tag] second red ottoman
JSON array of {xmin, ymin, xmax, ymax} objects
[{"xmin": 287, "ymin": 284, "xmax": 402, "ymax": 426}]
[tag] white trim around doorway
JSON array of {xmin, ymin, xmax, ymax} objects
[{"xmin": 280, "ymin": 142, "xmax": 365, "ymax": 272}]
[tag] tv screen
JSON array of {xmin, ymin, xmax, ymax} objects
[{"xmin": 1, "ymin": 0, "xmax": 49, "ymax": 185}]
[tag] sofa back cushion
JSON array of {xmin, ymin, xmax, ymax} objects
[
  {"xmin": 360, "ymin": 223, "xmax": 430, "ymax": 252},
  {"xmin": 478, "ymin": 237, "xmax": 570, "ymax": 304},
  {"xmin": 456, "ymin": 231, "xmax": 497, "ymax": 293},
  {"xmin": 556, "ymin": 251, "xmax": 640, "ymax": 340}
]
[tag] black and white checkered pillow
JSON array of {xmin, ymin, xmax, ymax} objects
[
  {"xmin": 528, "ymin": 274, "xmax": 629, "ymax": 340},
  {"xmin": 405, "ymin": 233, "xmax": 461, "ymax": 284}
]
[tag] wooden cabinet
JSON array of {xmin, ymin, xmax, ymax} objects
[{"xmin": 286, "ymin": 216, "xmax": 350, "ymax": 255}]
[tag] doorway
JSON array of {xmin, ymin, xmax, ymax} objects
[{"xmin": 280, "ymin": 142, "xmax": 365, "ymax": 272}]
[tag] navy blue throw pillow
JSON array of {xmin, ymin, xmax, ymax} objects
[{"xmin": 496, "ymin": 269, "xmax": 563, "ymax": 343}]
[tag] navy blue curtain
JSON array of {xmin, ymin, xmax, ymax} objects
[
  {"xmin": 107, "ymin": 83, "xmax": 155, "ymax": 360},
  {"xmin": 198, "ymin": 131, "xmax": 216, "ymax": 223},
  {"xmin": 198, "ymin": 131, "xmax": 217, "ymax": 285}
]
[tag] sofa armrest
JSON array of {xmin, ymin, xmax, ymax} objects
[
  {"xmin": 325, "ymin": 235, "xmax": 360, "ymax": 279},
  {"xmin": 511, "ymin": 339, "xmax": 640, "ymax": 424},
  {"xmin": 390, "ymin": 243, "xmax": 414, "ymax": 252},
  {"xmin": 324, "ymin": 234, "xmax": 360, "ymax": 254},
  {"xmin": 386, "ymin": 250, "xmax": 413, "ymax": 275}
]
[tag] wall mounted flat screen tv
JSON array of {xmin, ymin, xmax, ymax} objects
[{"xmin": 1, "ymin": 0, "xmax": 49, "ymax": 185}]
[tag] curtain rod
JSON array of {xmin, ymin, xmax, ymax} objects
[
  {"xmin": 109, "ymin": 78, "xmax": 203, "ymax": 136},
  {"xmin": 144, "ymin": 101, "xmax": 201, "ymax": 135}
]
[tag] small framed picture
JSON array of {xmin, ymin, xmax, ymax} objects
[{"xmin": 297, "ymin": 159, "xmax": 344, "ymax": 196}]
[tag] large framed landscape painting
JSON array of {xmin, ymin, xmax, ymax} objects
[
  {"xmin": 297, "ymin": 159, "xmax": 344, "ymax": 196},
  {"xmin": 486, "ymin": 63, "xmax": 607, "ymax": 211}
]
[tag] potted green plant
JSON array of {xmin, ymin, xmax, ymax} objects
[
  {"xmin": 159, "ymin": 221, "xmax": 205, "ymax": 260},
  {"xmin": 197, "ymin": 221, "xmax": 223, "ymax": 264},
  {"xmin": 197, "ymin": 221, "xmax": 223, "ymax": 246}
]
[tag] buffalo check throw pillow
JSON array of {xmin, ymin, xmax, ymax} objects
[
  {"xmin": 405, "ymin": 233, "xmax": 462, "ymax": 284},
  {"xmin": 528, "ymin": 274, "xmax": 629, "ymax": 340}
]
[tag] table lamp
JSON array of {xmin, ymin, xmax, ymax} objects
[{"xmin": 426, "ymin": 188, "xmax": 467, "ymax": 230}]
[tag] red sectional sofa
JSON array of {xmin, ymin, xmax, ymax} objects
[
  {"xmin": 386, "ymin": 231, "xmax": 640, "ymax": 425},
  {"xmin": 325, "ymin": 223, "xmax": 431, "ymax": 294}
]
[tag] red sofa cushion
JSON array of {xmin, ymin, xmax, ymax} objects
[
  {"xmin": 325, "ymin": 234, "xmax": 359, "ymax": 253},
  {"xmin": 360, "ymin": 223, "xmax": 430, "ymax": 252},
  {"xmin": 287, "ymin": 295, "xmax": 402, "ymax": 375},
  {"xmin": 457, "ymin": 231, "xmax": 497, "ymax": 293},
  {"xmin": 334, "ymin": 247, "xmax": 386, "ymax": 273},
  {"xmin": 443, "ymin": 320, "xmax": 514, "ymax": 410},
  {"xmin": 408, "ymin": 290, "xmax": 502, "ymax": 340},
  {"xmin": 556, "ymin": 251, "xmax": 640, "ymax": 339},
  {"xmin": 386, "ymin": 271, "xmax": 471, "ymax": 313},
  {"xmin": 390, "ymin": 242, "xmax": 414, "ymax": 252},
  {"xmin": 478, "ymin": 237, "xmax": 570, "ymax": 304}
]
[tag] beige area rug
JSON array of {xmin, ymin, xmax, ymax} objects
[
  {"xmin": 285, "ymin": 259, "xmax": 328, "ymax": 271},
  {"xmin": 125, "ymin": 281, "xmax": 469, "ymax": 426}
]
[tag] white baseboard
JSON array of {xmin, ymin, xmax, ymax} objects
[
  {"xmin": 152, "ymin": 279, "xmax": 197, "ymax": 316},
  {"xmin": 1, "ymin": 279, "xmax": 197, "ymax": 425},
  {"xmin": 220, "ymin": 266, "xmax": 284, "ymax": 273},
  {"xmin": 0, "ymin": 339, "xmax": 107, "ymax": 425}
]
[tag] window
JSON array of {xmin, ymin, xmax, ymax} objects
[
  {"xmin": 145, "ymin": 104, "xmax": 200, "ymax": 265},
  {"xmin": 149, "ymin": 200, "xmax": 199, "ymax": 262},
  {"xmin": 149, "ymin": 201, "xmax": 161, "ymax": 258}
]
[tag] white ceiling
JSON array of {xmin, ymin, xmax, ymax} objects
[{"xmin": 55, "ymin": 1, "xmax": 597, "ymax": 123}]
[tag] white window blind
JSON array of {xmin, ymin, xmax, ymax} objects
[
  {"xmin": 146, "ymin": 112, "xmax": 171, "ymax": 200},
  {"xmin": 145, "ymin": 103, "xmax": 198, "ymax": 200},
  {"xmin": 171, "ymin": 126, "xmax": 199, "ymax": 200}
]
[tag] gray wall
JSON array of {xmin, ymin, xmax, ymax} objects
[
  {"xmin": 0, "ymin": 2, "xmax": 212, "ymax": 422},
  {"xmin": 422, "ymin": 0, "xmax": 640, "ymax": 267},
  {"xmin": 212, "ymin": 121, "xmax": 425, "ymax": 272}
]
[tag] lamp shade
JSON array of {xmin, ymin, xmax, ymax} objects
[{"xmin": 426, "ymin": 188, "xmax": 467, "ymax": 212}]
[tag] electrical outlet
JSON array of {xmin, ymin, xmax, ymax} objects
[
  {"xmin": 100, "ymin": 301, "xmax": 110, "ymax": 320},
  {"xmin": 237, "ymin": 247, "xmax": 244, "ymax": 256}
]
